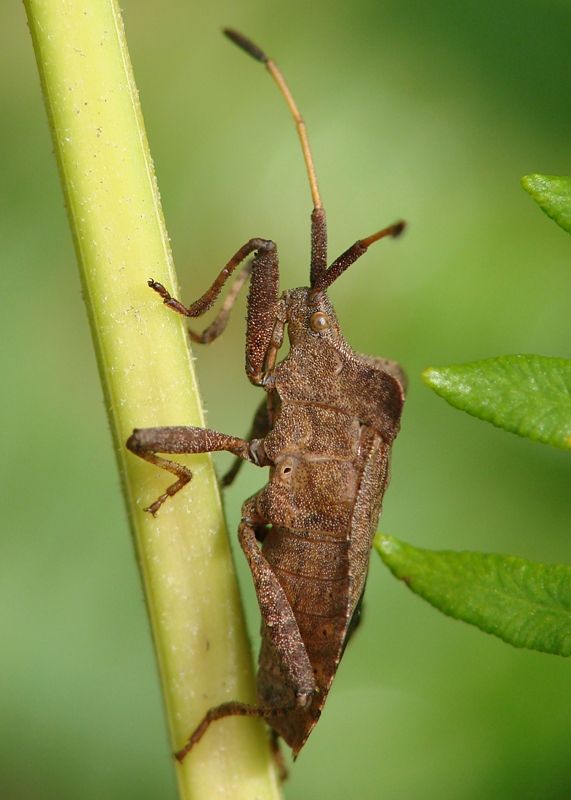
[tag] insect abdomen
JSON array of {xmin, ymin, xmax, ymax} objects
[{"xmin": 259, "ymin": 527, "xmax": 351, "ymax": 753}]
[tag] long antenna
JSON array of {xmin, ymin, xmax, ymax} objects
[{"xmin": 224, "ymin": 28, "xmax": 323, "ymax": 211}]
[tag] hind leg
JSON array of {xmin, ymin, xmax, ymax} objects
[{"xmin": 174, "ymin": 497, "xmax": 316, "ymax": 762}]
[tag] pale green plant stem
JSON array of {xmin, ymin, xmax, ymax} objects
[{"xmin": 23, "ymin": 1, "xmax": 280, "ymax": 797}]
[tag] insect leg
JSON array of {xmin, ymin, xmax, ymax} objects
[
  {"xmin": 174, "ymin": 500, "xmax": 316, "ymax": 763},
  {"xmin": 270, "ymin": 730, "xmax": 288, "ymax": 782},
  {"xmin": 174, "ymin": 688, "xmax": 301, "ymax": 764},
  {"xmin": 127, "ymin": 426, "xmax": 269, "ymax": 515},
  {"xmin": 187, "ymin": 262, "xmax": 252, "ymax": 344},
  {"xmin": 174, "ymin": 699, "xmax": 279, "ymax": 763},
  {"xmin": 244, "ymin": 242, "xmax": 282, "ymax": 385},
  {"xmin": 148, "ymin": 238, "xmax": 276, "ymax": 344},
  {"xmin": 238, "ymin": 500, "xmax": 316, "ymax": 703}
]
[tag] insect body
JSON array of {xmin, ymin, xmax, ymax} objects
[{"xmin": 127, "ymin": 28, "xmax": 406, "ymax": 761}]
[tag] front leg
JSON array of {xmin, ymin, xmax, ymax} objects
[
  {"xmin": 148, "ymin": 237, "xmax": 285, "ymax": 387},
  {"xmin": 147, "ymin": 237, "xmax": 280, "ymax": 359},
  {"xmin": 127, "ymin": 426, "xmax": 270, "ymax": 515}
]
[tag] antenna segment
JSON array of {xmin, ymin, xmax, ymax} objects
[{"xmin": 224, "ymin": 28, "xmax": 323, "ymax": 211}]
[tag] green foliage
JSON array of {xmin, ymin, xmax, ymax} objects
[
  {"xmin": 411, "ymin": 173, "xmax": 571, "ymax": 662},
  {"xmin": 422, "ymin": 356, "xmax": 571, "ymax": 449},
  {"xmin": 522, "ymin": 174, "xmax": 571, "ymax": 235},
  {"xmin": 423, "ymin": 174, "xmax": 571, "ymax": 449},
  {"xmin": 375, "ymin": 535, "xmax": 571, "ymax": 657}
]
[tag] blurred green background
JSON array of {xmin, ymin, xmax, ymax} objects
[{"xmin": 2, "ymin": 1, "xmax": 570, "ymax": 798}]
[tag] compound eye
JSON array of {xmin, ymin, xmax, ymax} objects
[{"xmin": 309, "ymin": 311, "xmax": 330, "ymax": 332}]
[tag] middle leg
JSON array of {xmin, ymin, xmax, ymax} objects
[{"xmin": 127, "ymin": 425, "xmax": 270, "ymax": 515}]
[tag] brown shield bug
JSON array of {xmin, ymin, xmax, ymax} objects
[{"xmin": 127, "ymin": 28, "xmax": 406, "ymax": 762}]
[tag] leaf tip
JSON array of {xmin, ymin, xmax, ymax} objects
[
  {"xmin": 520, "ymin": 173, "xmax": 571, "ymax": 234},
  {"xmin": 421, "ymin": 366, "xmax": 440, "ymax": 389},
  {"xmin": 521, "ymin": 173, "xmax": 545, "ymax": 196},
  {"xmin": 374, "ymin": 533, "xmax": 398, "ymax": 561}
]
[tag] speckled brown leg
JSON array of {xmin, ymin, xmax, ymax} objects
[
  {"xmin": 127, "ymin": 425, "xmax": 269, "ymax": 515},
  {"xmin": 238, "ymin": 499, "xmax": 316, "ymax": 701}
]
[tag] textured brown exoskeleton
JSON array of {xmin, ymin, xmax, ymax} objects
[{"xmin": 127, "ymin": 29, "xmax": 406, "ymax": 763}]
